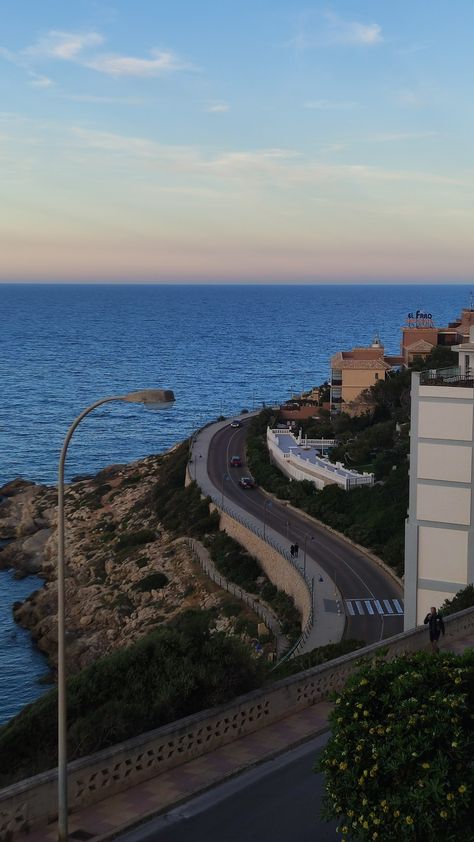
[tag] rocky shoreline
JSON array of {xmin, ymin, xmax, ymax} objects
[{"xmin": 0, "ymin": 450, "xmax": 247, "ymax": 677}]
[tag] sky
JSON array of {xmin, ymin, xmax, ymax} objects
[{"xmin": 1, "ymin": 0, "xmax": 473, "ymax": 283}]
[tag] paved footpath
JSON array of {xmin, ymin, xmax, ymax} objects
[{"xmin": 17, "ymin": 632, "xmax": 474, "ymax": 842}]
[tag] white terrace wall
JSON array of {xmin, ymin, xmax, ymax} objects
[{"xmin": 1, "ymin": 607, "xmax": 474, "ymax": 841}]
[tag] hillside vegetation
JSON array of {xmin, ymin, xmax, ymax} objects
[{"xmin": 247, "ymin": 347, "xmax": 455, "ymax": 576}]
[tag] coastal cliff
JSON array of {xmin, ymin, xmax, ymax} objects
[{"xmin": 0, "ymin": 450, "xmax": 238, "ymax": 675}]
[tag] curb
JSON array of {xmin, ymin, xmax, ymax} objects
[
  {"xmin": 88, "ymin": 721, "xmax": 332, "ymax": 842},
  {"xmin": 282, "ymin": 500, "xmax": 403, "ymax": 589}
]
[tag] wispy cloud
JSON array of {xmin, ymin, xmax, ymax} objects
[
  {"xmin": 29, "ymin": 73, "xmax": 54, "ymax": 88},
  {"xmin": 24, "ymin": 30, "xmax": 104, "ymax": 60},
  {"xmin": 84, "ymin": 49, "xmax": 192, "ymax": 77},
  {"xmin": 205, "ymin": 102, "xmax": 230, "ymax": 113},
  {"xmin": 0, "ymin": 29, "xmax": 194, "ymax": 82},
  {"xmin": 396, "ymin": 89, "xmax": 425, "ymax": 108},
  {"xmin": 289, "ymin": 11, "xmax": 383, "ymax": 51},
  {"xmin": 324, "ymin": 12, "xmax": 383, "ymax": 45},
  {"xmin": 303, "ymin": 99, "xmax": 357, "ymax": 110}
]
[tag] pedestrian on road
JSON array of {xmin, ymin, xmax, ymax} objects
[
  {"xmin": 423, "ymin": 606, "xmax": 445, "ymax": 653},
  {"xmin": 290, "ymin": 544, "xmax": 295, "ymax": 558},
  {"xmin": 294, "ymin": 543, "xmax": 299, "ymax": 558}
]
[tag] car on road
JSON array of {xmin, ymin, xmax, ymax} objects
[
  {"xmin": 230, "ymin": 455, "xmax": 242, "ymax": 467},
  {"xmin": 230, "ymin": 420, "xmax": 242, "ymax": 428},
  {"xmin": 239, "ymin": 476, "xmax": 256, "ymax": 489}
]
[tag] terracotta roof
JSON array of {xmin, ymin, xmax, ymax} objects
[
  {"xmin": 330, "ymin": 352, "xmax": 392, "ymax": 370},
  {"xmin": 405, "ymin": 339, "xmax": 435, "ymax": 353}
]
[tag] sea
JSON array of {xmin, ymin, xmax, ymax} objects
[{"xmin": 0, "ymin": 282, "xmax": 471, "ymax": 724}]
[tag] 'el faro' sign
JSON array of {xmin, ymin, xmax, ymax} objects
[{"xmin": 406, "ymin": 310, "xmax": 434, "ymax": 327}]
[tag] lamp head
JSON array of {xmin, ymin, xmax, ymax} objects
[{"xmin": 121, "ymin": 389, "xmax": 176, "ymax": 409}]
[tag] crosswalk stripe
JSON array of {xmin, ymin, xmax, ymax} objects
[{"xmin": 345, "ymin": 598, "xmax": 404, "ymax": 617}]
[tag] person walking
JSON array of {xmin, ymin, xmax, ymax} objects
[
  {"xmin": 290, "ymin": 544, "xmax": 295, "ymax": 558},
  {"xmin": 294, "ymin": 542, "xmax": 299, "ymax": 558},
  {"xmin": 423, "ymin": 606, "xmax": 445, "ymax": 653}
]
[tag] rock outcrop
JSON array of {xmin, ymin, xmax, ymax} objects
[{"xmin": 0, "ymin": 451, "xmax": 243, "ymax": 675}]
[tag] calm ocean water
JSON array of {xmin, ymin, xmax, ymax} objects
[{"xmin": 0, "ymin": 282, "xmax": 471, "ymax": 723}]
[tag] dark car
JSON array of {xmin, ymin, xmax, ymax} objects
[
  {"xmin": 230, "ymin": 455, "xmax": 242, "ymax": 467},
  {"xmin": 230, "ymin": 420, "xmax": 242, "ymax": 428},
  {"xmin": 239, "ymin": 476, "xmax": 256, "ymax": 489}
]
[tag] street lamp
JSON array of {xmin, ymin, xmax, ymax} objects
[
  {"xmin": 263, "ymin": 499, "xmax": 272, "ymax": 540},
  {"xmin": 303, "ymin": 534, "xmax": 313, "ymax": 578},
  {"xmin": 57, "ymin": 388, "xmax": 175, "ymax": 842}
]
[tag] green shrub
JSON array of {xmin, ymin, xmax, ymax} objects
[
  {"xmin": 441, "ymin": 584, "xmax": 474, "ymax": 616},
  {"xmin": 132, "ymin": 572, "xmax": 169, "ymax": 592},
  {"xmin": 318, "ymin": 650, "xmax": 474, "ymax": 841},
  {"xmin": 269, "ymin": 640, "xmax": 364, "ymax": 680},
  {"xmin": 0, "ymin": 610, "xmax": 262, "ymax": 786},
  {"xmin": 116, "ymin": 529, "xmax": 156, "ymax": 549}
]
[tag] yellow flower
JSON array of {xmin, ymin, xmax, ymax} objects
[
  {"xmin": 363, "ymin": 710, "xmax": 369, "ymax": 717},
  {"xmin": 421, "ymin": 762, "xmax": 430, "ymax": 769},
  {"xmin": 455, "ymin": 677, "xmax": 462, "ymax": 684},
  {"xmin": 339, "ymin": 761, "xmax": 348, "ymax": 770},
  {"xmin": 446, "ymin": 793, "xmax": 453, "ymax": 801},
  {"xmin": 363, "ymin": 821, "xmax": 369, "ymax": 829},
  {"xmin": 394, "ymin": 810, "xmax": 400, "ymax": 817},
  {"xmin": 451, "ymin": 741, "xmax": 458, "ymax": 748},
  {"xmin": 459, "ymin": 784, "xmax": 467, "ymax": 794},
  {"xmin": 405, "ymin": 816, "xmax": 414, "ymax": 825},
  {"xmin": 360, "ymin": 678, "xmax": 368, "ymax": 685},
  {"xmin": 440, "ymin": 810, "xmax": 448, "ymax": 819},
  {"xmin": 372, "ymin": 834, "xmax": 378, "ymax": 840}
]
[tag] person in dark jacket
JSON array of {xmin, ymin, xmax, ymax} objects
[{"xmin": 424, "ymin": 606, "xmax": 445, "ymax": 652}]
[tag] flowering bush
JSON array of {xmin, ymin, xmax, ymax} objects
[{"xmin": 317, "ymin": 650, "xmax": 474, "ymax": 841}]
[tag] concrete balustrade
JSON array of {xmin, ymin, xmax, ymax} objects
[{"xmin": 1, "ymin": 606, "xmax": 474, "ymax": 841}]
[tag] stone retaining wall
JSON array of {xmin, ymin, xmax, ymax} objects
[
  {"xmin": 218, "ymin": 510, "xmax": 312, "ymax": 627},
  {"xmin": 1, "ymin": 607, "xmax": 474, "ymax": 841}
]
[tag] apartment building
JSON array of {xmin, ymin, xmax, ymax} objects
[
  {"xmin": 330, "ymin": 336, "xmax": 403, "ymax": 414},
  {"xmin": 404, "ymin": 328, "xmax": 474, "ymax": 629}
]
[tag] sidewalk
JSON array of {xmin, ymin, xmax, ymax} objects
[
  {"xmin": 18, "ymin": 632, "xmax": 474, "ymax": 842},
  {"xmin": 18, "ymin": 701, "xmax": 334, "ymax": 842}
]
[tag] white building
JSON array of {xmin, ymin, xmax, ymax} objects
[
  {"xmin": 404, "ymin": 328, "xmax": 474, "ymax": 629},
  {"xmin": 267, "ymin": 427, "xmax": 374, "ymax": 491}
]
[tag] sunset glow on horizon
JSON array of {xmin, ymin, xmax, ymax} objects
[{"xmin": 1, "ymin": 1, "xmax": 473, "ymax": 284}]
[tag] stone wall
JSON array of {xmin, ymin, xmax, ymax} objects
[
  {"xmin": 218, "ymin": 510, "xmax": 312, "ymax": 626},
  {"xmin": 2, "ymin": 606, "xmax": 474, "ymax": 841}
]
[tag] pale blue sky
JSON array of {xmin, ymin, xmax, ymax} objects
[{"xmin": 1, "ymin": 1, "xmax": 473, "ymax": 282}]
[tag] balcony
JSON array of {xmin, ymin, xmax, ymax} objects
[{"xmin": 419, "ymin": 366, "xmax": 474, "ymax": 387}]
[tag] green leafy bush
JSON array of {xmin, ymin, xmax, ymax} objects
[
  {"xmin": 0, "ymin": 610, "xmax": 262, "ymax": 786},
  {"xmin": 318, "ymin": 651, "xmax": 474, "ymax": 841},
  {"xmin": 441, "ymin": 584, "xmax": 474, "ymax": 616},
  {"xmin": 116, "ymin": 529, "xmax": 156, "ymax": 549},
  {"xmin": 270, "ymin": 640, "xmax": 364, "ymax": 680}
]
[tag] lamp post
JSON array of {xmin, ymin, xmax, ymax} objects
[
  {"xmin": 303, "ymin": 534, "xmax": 313, "ymax": 578},
  {"xmin": 57, "ymin": 389, "xmax": 175, "ymax": 842},
  {"xmin": 263, "ymin": 499, "xmax": 272, "ymax": 540}
]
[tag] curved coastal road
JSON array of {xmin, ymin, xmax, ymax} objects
[{"xmin": 207, "ymin": 418, "xmax": 404, "ymax": 645}]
